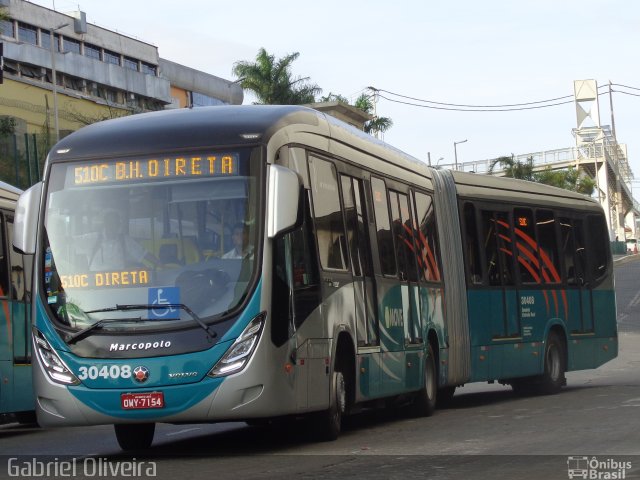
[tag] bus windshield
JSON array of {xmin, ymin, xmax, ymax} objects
[{"xmin": 42, "ymin": 148, "xmax": 261, "ymax": 334}]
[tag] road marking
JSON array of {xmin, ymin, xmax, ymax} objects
[
  {"xmin": 629, "ymin": 291, "xmax": 640, "ymax": 308},
  {"xmin": 165, "ymin": 427, "xmax": 202, "ymax": 437}
]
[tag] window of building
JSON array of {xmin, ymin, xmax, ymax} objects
[
  {"xmin": 141, "ymin": 62, "xmax": 157, "ymax": 76},
  {"xmin": 309, "ymin": 157, "xmax": 348, "ymax": 271},
  {"xmin": 84, "ymin": 43, "xmax": 101, "ymax": 60},
  {"xmin": 191, "ymin": 92, "xmax": 225, "ymax": 107},
  {"xmin": 123, "ymin": 56, "xmax": 138, "ymax": 71},
  {"xmin": 1, "ymin": 19, "xmax": 14, "ymax": 38},
  {"xmin": 104, "ymin": 49, "xmax": 120, "ymax": 65},
  {"xmin": 18, "ymin": 22, "xmax": 37, "ymax": 45},
  {"xmin": 40, "ymin": 30, "xmax": 51, "ymax": 50},
  {"xmin": 62, "ymin": 36, "xmax": 80, "ymax": 54},
  {"xmin": 371, "ymin": 177, "xmax": 396, "ymax": 276}
]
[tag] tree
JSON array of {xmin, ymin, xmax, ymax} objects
[
  {"xmin": 0, "ymin": 7, "xmax": 9, "ymax": 23},
  {"xmin": 232, "ymin": 48, "xmax": 321, "ymax": 105},
  {"xmin": 354, "ymin": 93, "xmax": 393, "ymax": 137},
  {"xmin": 488, "ymin": 154, "xmax": 596, "ymax": 196},
  {"xmin": 533, "ymin": 167, "xmax": 595, "ymax": 196},
  {"xmin": 488, "ymin": 155, "xmax": 535, "ymax": 181}
]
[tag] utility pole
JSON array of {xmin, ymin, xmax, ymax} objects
[{"xmin": 608, "ymin": 80, "xmax": 617, "ymax": 140}]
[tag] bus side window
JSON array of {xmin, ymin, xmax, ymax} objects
[
  {"xmin": 371, "ymin": 177, "xmax": 396, "ymax": 276},
  {"xmin": 7, "ymin": 218, "xmax": 25, "ymax": 300},
  {"xmin": 308, "ymin": 157, "xmax": 348, "ymax": 271},
  {"xmin": 587, "ymin": 214, "xmax": 609, "ymax": 282},
  {"xmin": 414, "ymin": 192, "xmax": 441, "ymax": 283},
  {"xmin": 463, "ymin": 202, "xmax": 483, "ymax": 285},
  {"xmin": 573, "ymin": 218, "xmax": 588, "ymax": 286},
  {"xmin": 536, "ymin": 209, "xmax": 560, "ymax": 284},
  {"xmin": 513, "ymin": 208, "xmax": 538, "ymax": 285},
  {"xmin": 0, "ymin": 212, "xmax": 9, "ymax": 298},
  {"xmin": 559, "ymin": 217, "xmax": 578, "ymax": 285}
]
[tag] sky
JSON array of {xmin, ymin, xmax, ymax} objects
[{"xmin": 26, "ymin": 0, "xmax": 640, "ymax": 193}]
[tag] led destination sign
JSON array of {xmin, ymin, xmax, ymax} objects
[{"xmin": 68, "ymin": 153, "xmax": 239, "ymax": 186}]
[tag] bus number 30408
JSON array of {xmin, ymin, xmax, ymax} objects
[{"xmin": 78, "ymin": 365, "xmax": 132, "ymax": 380}]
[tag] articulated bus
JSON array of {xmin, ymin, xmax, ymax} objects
[
  {"xmin": 13, "ymin": 106, "xmax": 617, "ymax": 449},
  {"xmin": 0, "ymin": 181, "xmax": 35, "ymax": 422}
]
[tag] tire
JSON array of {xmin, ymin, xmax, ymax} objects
[
  {"xmin": 114, "ymin": 423, "xmax": 155, "ymax": 451},
  {"xmin": 411, "ymin": 343, "xmax": 437, "ymax": 417},
  {"xmin": 538, "ymin": 331, "xmax": 566, "ymax": 394},
  {"xmin": 314, "ymin": 368, "xmax": 346, "ymax": 441},
  {"xmin": 437, "ymin": 386, "xmax": 456, "ymax": 408},
  {"xmin": 15, "ymin": 411, "xmax": 38, "ymax": 426}
]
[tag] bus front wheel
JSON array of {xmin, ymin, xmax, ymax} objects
[
  {"xmin": 114, "ymin": 423, "xmax": 155, "ymax": 451},
  {"xmin": 411, "ymin": 343, "xmax": 437, "ymax": 417},
  {"xmin": 314, "ymin": 368, "xmax": 346, "ymax": 441}
]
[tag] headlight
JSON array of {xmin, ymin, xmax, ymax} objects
[
  {"xmin": 33, "ymin": 328, "xmax": 80, "ymax": 385},
  {"xmin": 208, "ymin": 312, "xmax": 265, "ymax": 378}
]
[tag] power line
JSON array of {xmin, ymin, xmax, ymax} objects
[
  {"xmin": 373, "ymin": 87, "xmax": 581, "ymax": 108},
  {"xmin": 369, "ymin": 82, "xmax": 640, "ymax": 113}
]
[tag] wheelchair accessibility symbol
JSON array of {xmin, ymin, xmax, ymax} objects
[{"xmin": 148, "ymin": 287, "xmax": 180, "ymax": 319}]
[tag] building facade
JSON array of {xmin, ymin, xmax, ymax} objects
[{"xmin": 0, "ymin": 0, "xmax": 242, "ymax": 139}]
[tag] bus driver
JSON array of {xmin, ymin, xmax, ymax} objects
[{"xmin": 77, "ymin": 210, "xmax": 160, "ymax": 271}]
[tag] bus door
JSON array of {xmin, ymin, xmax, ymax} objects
[
  {"xmin": 370, "ymin": 178, "xmax": 407, "ymax": 395},
  {"xmin": 6, "ymin": 217, "xmax": 30, "ymax": 364},
  {"xmin": 340, "ymin": 176, "xmax": 378, "ymax": 348},
  {"xmin": 0, "ymin": 213, "xmax": 31, "ymax": 413},
  {"xmin": 340, "ymin": 175, "xmax": 382, "ymax": 399},
  {"xmin": 390, "ymin": 190, "xmax": 423, "ymax": 391},
  {"xmin": 482, "ymin": 210, "xmax": 520, "ymax": 338},
  {"xmin": 481, "ymin": 209, "xmax": 519, "ymax": 377},
  {"xmin": 307, "ymin": 155, "xmax": 355, "ymax": 327}
]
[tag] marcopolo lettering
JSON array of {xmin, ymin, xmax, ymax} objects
[{"xmin": 110, "ymin": 340, "xmax": 172, "ymax": 352}]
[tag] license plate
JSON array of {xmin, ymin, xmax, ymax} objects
[{"xmin": 121, "ymin": 392, "xmax": 164, "ymax": 410}]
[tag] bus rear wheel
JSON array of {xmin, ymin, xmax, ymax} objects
[
  {"xmin": 114, "ymin": 423, "xmax": 155, "ymax": 451},
  {"xmin": 538, "ymin": 331, "xmax": 566, "ymax": 394}
]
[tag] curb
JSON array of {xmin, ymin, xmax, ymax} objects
[{"xmin": 614, "ymin": 254, "xmax": 640, "ymax": 265}]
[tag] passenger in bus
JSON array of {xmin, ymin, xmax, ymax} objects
[
  {"xmin": 222, "ymin": 222, "xmax": 253, "ymax": 259},
  {"xmin": 78, "ymin": 210, "xmax": 161, "ymax": 271}
]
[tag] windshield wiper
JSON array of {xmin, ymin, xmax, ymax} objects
[
  {"xmin": 67, "ymin": 303, "xmax": 217, "ymax": 345},
  {"xmin": 66, "ymin": 317, "xmax": 146, "ymax": 345}
]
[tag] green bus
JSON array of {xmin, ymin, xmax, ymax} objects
[{"xmin": 13, "ymin": 106, "xmax": 616, "ymax": 449}]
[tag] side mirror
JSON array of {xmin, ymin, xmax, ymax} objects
[
  {"xmin": 267, "ymin": 165, "xmax": 301, "ymax": 238},
  {"xmin": 13, "ymin": 182, "xmax": 43, "ymax": 255}
]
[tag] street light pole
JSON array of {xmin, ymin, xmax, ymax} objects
[
  {"xmin": 454, "ymin": 139, "xmax": 467, "ymax": 171},
  {"xmin": 49, "ymin": 23, "xmax": 69, "ymax": 143}
]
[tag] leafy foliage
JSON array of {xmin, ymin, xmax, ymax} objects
[
  {"xmin": 232, "ymin": 48, "xmax": 321, "ymax": 105},
  {"xmin": 488, "ymin": 154, "xmax": 596, "ymax": 195}
]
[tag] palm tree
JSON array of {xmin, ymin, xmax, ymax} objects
[
  {"xmin": 533, "ymin": 167, "xmax": 595, "ymax": 195},
  {"xmin": 232, "ymin": 48, "xmax": 321, "ymax": 105},
  {"xmin": 488, "ymin": 155, "xmax": 535, "ymax": 181},
  {"xmin": 354, "ymin": 93, "xmax": 393, "ymax": 136}
]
